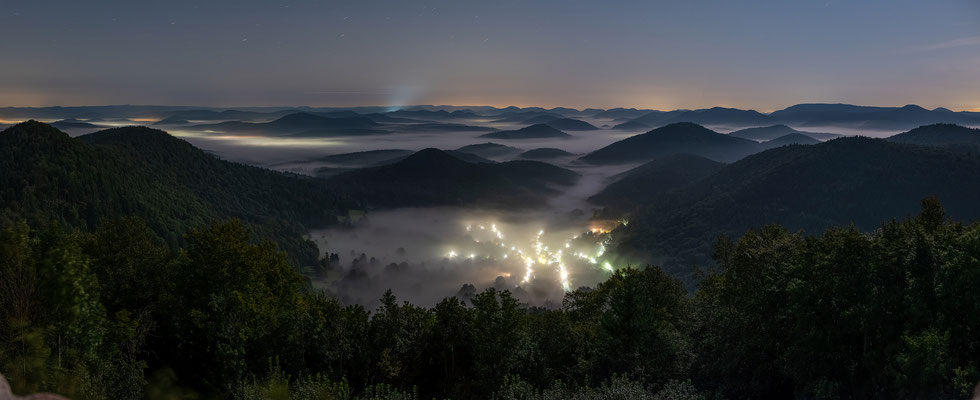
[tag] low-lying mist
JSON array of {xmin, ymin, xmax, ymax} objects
[
  {"xmin": 15, "ymin": 112, "xmax": 888, "ymax": 309},
  {"xmin": 311, "ymin": 206, "xmax": 621, "ymax": 308},
  {"xmin": 162, "ymin": 117, "xmax": 637, "ymax": 168},
  {"xmin": 308, "ymin": 161, "xmax": 637, "ymax": 309}
]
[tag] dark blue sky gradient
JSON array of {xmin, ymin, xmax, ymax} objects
[{"xmin": 2, "ymin": 0, "xmax": 978, "ymax": 110}]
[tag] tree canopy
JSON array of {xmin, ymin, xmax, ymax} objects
[{"xmin": 2, "ymin": 198, "xmax": 978, "ymax": 399}]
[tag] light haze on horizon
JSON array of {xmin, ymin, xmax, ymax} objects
[{"xmin": 2, "ymin": 0, "xmax": 979, "ymax": 111}]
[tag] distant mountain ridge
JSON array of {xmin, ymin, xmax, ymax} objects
[
  {"xmin": 50, "ymin": 120, "xmax": 104, "ymax": 130},
  {"xmin": 3, "ymin": 103, "xmax": 979, "ymax": 132},
  {"xmin": 187, "ymin": 112, "xmax": 388, "ymax": 137},
  {"xmin": 634, "ymin": 107, "xmax": 772, "ymax": 127},
  {"xmin": 606, "ymin": 104, "xmax": 980, "ymax": 131},
  {"xmin": 491, "ymin": 111, "xmax": 564, "ymax": 123},
  {"xmin": 767, "ymin": 103, "xmax": 980, "ymax": 129}
]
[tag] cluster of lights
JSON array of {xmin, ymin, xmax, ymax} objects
[{"xmin": 444, "ymin": 220, "xmax": 623, "ymax": 292}]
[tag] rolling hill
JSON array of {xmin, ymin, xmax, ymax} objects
[
  {"xmin": 519, "ymin": 148, "xmax": 574, "ymax": 159},
  {"xmin": 384, "ymin": 109, "xmax": 455, "ymax": 121},
  {"xmin": 480, "ymin": 124, "xmax": 572, "ymax": 139},
  {"xmin": 600, "ymin": 104, "xmax": 980, "ymax": 131},
  {"xmin": 728, "ymin": 124, "xmax": 842, "ymax": 142},
  {"xmin": 579, "ymin": 122, "xmax": 761, "ymax": 164},
  {"xmin": 612, "ymin": 120, "xmax": 652, "ymax": 131},
  {"xmin": 327, "ymin": 148, "xmax": 579, "ymax": 208},
  {"xmin": 152, "ymin": 115, "xmax": 192, "ymax": 125},
  {"xmin": 50, "ymin": 120, "xmax": 104, "ymax": 130},
  {"xmin": 456, "ymin": 142, "xmax": 523, "ymax": 158},
  {"xmin": 633, "ymin": 107, "xmax": 772, "ymax": 127},
  {"xmin": 354, "ymin": 113, "xmax": 421, "ymax": 123},
  {"xmin": 317, "ymin": 149, "xmax": 414, "ymax": 166},
  {"xmin": 589, "ymin": 153, "xmax": 724, "ymax": 213},
  {"xmin": 546, "ymin": 107, "xmax": 582, "ymax": 116},
  {"xmin": 520, "ymin": 115, "xmax": 562, "ymax": 125},
  {"xmin": 886, "ymin": 123, "xmax": 980, "ymax": 147},
  {"xmin": 188, "ymin": 112, "xmax": 388, "ymax": 137},
  {"xmin": 390, "ymin": 122, "xmax": 497, "ymax": 133},
  {"xmin": 768, "ymin": 103, "xmax": 980, "ymax": 130},
  {"xmin": 158, "ymin": 109, "xmax": 302, "ymax": 122},
  {"xmin": 544, "ymin": 118, "xmax": 600, "ymax": 131},
  {"xmin": 759, "ymin": 133, "xmax": 820, "ymax": 149},
  {"xmin": 592, "ymin": 108, "xmax": 651, "ymax": 120},
  {"xmin": 611, "ymin": 137, "xmax": 980, "ymax": 281},
  {"xmin": 0, "ymin": 121, "xmax": 351, "ymax": 266},
  {"xmin": 490, "ymin": 111, "xmax": 564, "ymax": 123}
]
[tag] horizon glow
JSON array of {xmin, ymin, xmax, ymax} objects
[{"xmin": 1, "ymin": 0, "xmax": 978, "ymax": 110}]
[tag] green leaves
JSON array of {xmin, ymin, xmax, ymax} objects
[
  {"xmin": 693, "ymin": 200, "xmax": 980, "ymax": 399},
  {"xmin": 3, "ymin": 198, "xmax": 979, "ymax": 399}
]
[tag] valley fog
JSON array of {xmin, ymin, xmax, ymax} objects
[
  {"xmin": 308, "ymin": 161, "xmax": 639, "ymax": 309},
  {"xmin": 10, "ymin": 105, "xmax": 972, "ymax": 310},
  {"xmin": 20, "ymin": 112, "xmax": 655, "ymax": 308},
  {"xmin": 171, "ymin": 117, "xmax": 637, "ymax": 168},
  {"xmin": 150, "ymin": 117, "xmax": 650, "ymax": 308}
]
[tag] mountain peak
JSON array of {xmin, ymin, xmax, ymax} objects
[
  {"xmin": 651, "ymin": 122, "xmax": 718, "ymax": 136},
  {"xmin": 900, "ymin": 104, "xmax": 927, "ymax": 111},
  {"xmin": 78, "ymin": 126, "xmax": 208, "ymax": 166},
  {"xmin": 1, "ymin": 120, "xmax": 72, "ymax": 143},
  {"xmin": 396, "ymin": 148, "xmax": 471, "ymax": 168},
  {"xmin": 581, "ymin": 122, "xmax": 760, "ymax": 164},
  {"xmin": 80, "ymin": 125, "xmax": 187, "ymax": 147}
]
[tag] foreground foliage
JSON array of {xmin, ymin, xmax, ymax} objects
[{"xmin": 1, "ymin": 199, "xmax": 978, "ymax": 399}]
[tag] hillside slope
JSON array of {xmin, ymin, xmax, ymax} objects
[
  {"xmin": 328, "ymin": 148, "xmax": 579, "ymax": 208},
  {"xmin": 580, "ymin": 122, "xmax": 760, "ymax": 164},
  {"xmin": 0, "ymin": 121, "xmax": 349, "ymax": 266},
  {"xmin": 612, "ymin": 137, "xmax": 980, "ymax": 279}
]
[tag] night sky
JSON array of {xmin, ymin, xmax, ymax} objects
[{"xmin": 2, "ymin": 0, "xmax": 979, "ymax": 110}]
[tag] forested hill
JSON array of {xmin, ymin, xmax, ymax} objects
[
  {"xmin": 1, "ymin": 200, "xmax": 977, "ymax": 400},
  {"xmin": 579, "ymin": 122, "xmax": 761, "ymax": 164},
  {"xmin": 328, "ymin": 148, "xmax": 579, "ymax": 208},
  {"xmin": 78, "ymin": 126, "xmax": 347, "ymax": 227},
  {"xmin": 610, "ymin": 136, "xmax": 980, "ymax": 281},
  {"xmin": 588, "ymin": 153, "xmax": 724, "ymax": 213},
  {"xmin": 886, "ymin": 123, "xmax": 980, "ymax": 147},
  {"xmin": 0, "ymin": 121, "xmax": 350, "ymax": 266}
]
